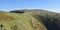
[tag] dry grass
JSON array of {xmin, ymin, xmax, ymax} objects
[{"xmin": 0, "ymin": 13, "xmax": 15, "ymax": 20}]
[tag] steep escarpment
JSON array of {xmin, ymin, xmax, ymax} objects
[{"xmin": 32, "ymin": 11, "xmax": 60, "ymax": 30}]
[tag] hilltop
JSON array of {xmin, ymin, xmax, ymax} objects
[{"xmin": 0, "ymin": 9, "xmax": 60, "ymax": 30}]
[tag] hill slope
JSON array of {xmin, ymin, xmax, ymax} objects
[
  {"xmin": 0, "ymin": 11, "xmax": 47, "ymax": 30},
  {"xmin": 0, "ymin": 9, "xmax": 60, "ymax": 30}
]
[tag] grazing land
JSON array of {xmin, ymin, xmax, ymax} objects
[{"xmin": 0, "ymin": 9, "xmax": 60, "ymax": 30}]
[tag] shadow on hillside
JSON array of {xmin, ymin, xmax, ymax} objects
[
  {"xmin": 37, "ymin": 15, "xmax": 60, "ymax": 30},
  {"xmin": 10, "ymin": 10, "xmax": 24, "ymax": 14}
]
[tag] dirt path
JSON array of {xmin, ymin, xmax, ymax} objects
[{"xmin": 30, "ymin": 16, "xmax": 47, "ymax": 30}]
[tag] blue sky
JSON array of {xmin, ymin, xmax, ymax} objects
[{"xmin": 0, "ymin": 0, "xmax": 60, "ymax": 12}]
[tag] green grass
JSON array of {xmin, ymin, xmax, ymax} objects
[
  {"xmin": 0, "ymin": 9, "xmax": 59, "ymax": 30},
  {"xmin": 0, "ymin": 12, "xmax": 35, "ymax": 30}
]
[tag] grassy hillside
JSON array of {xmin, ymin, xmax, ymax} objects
[
  {"xmin": 0, "ymin": 9, "xmax": 60, "ymax": 30},
  {"xmin": 0, "ymin": 11, "xmax": 47, "ymax": 30}
]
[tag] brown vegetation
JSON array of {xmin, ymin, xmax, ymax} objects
[{"xmin": 0, "ymin": 13, "xmax": 15, "ymax": 20}]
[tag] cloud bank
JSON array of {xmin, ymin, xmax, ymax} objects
[{"xmin": 49, "ymin": 9, "xmax": 60, "ymax": 13}]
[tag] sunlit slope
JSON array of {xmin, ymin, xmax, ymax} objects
[
  {"xmin": 0, "ymin": 12, "xmax": 47, "ymax": 30},
  {"xmin": 9, "ymin": 9, "xmax": 60, "ymax": 30}
]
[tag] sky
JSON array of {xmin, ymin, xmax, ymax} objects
[{"xmin": 0, "ymin": 0, "xmax": 60, "ymax": 13}]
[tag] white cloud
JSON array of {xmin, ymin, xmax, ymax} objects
[{"xmin": 48, "ymin": 9, "xmax": 60, "ymax": 13}]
